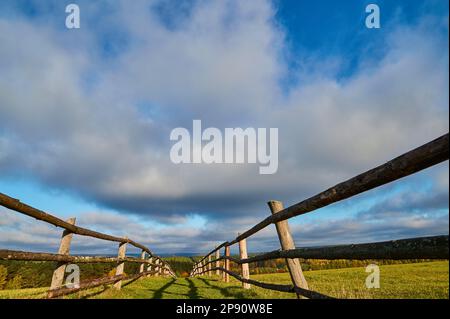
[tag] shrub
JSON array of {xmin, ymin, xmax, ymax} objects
[
  {"xmin": 0, "ymin": 266, "xmax": 7, "ymax": 289},
  {"xmin": 5, "ymin": 275, "xmax": 23, "ymax": 290},
  {"xmin": 108, "ymin": 269, "xmax": 117, "ymax": 277}
]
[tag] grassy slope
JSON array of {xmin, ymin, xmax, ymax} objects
[{"xmin": 1, "ymin": 261, "xmax": 448, "ymax": 299}]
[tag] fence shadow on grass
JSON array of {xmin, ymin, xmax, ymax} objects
[
  {"xmin": 197, "ymin": 277, "xmax": 257, "ymax": 299},
  {"xmin": 79, "ymin": 285, "xmax": 109, "ymax": 299},
  {"xmin": 185, "ymin": 278, "xmax": 200, "ymax": 299},
  {"xmin": 122, "ymin": 276, "xmax": 144, "ymax": 288},
  {"xmin": 152, "ymin": 278, "xmax": 177, "ymax": 299}
]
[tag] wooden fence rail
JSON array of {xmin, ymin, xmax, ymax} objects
[
  {"xmin": 0, "ymin": 250, "xmax": 169, "ymax": 265},
  {"xmin": 47, "ymin": 269, "xmax": 159, "ymax": 299},
  {"xmin": 194, "ymin": 235, "xmax": 449, "ymax": 268},
  {"xmin": 194, "ymin": 266, "xmax": 333, "ymax": 299},
  {"xmin": 0, "ymin": 193, "xmax": 176, "ymax": 298},
  {"xmin": 195, "ymin": 134, "xmax": 449, "ymax": 264},
  {"xmin": 0, "ymin": 193, "xmax": 153, "ymax": 255},
  {"xmin": 190, "ymin": 133, "xmax": 450, "ymax": 299}
]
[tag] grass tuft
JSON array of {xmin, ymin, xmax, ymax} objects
[{"xmin": 0, "ymin": 261, "xmax": 447, "ymax": 299}]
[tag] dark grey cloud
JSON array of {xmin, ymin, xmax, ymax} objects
[{"xmin": 357, "ymin": 190, "xmax": 449, "ymax": 221}]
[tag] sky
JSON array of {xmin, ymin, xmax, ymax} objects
[{"xmin": 0, "ymin": 0, "xmax": 448, "ymax": 256}]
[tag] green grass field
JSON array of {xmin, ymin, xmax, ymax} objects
[{"xmin": 0, "ymin": 261, "xmax": 448, "ymax": 299}]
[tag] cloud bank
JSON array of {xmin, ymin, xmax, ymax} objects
[{"xmin": 0, "ymin": 0, "xmax": 448, "ymax": 253}]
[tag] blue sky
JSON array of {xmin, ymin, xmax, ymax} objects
[
  {"xmin": 275, "ymin": 0, "xmax": 449, "ymax": 78},
  {"xmin": 0, "ymin": 0, "xmax": 448, "ymax": 255}
]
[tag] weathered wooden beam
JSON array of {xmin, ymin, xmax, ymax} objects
[
  {"xmin": 238, "ymin": 236, "xmax": 250, "ymax": 289},
  {"xmin": 241, "ymin": 235, "xmax": 450, "ymax": 262},
  {"xmin": 221, "ymin": 250, "xmax": 226, "ymax": 281},
  {"xmin": 224, "ymin": 246, "xmax": 230, "ymax": 283},
  {"xmin": 0, "ymin": 249, "xmax": 164, "ymax": 266},
  {"xmin": 146, "ymin": 257, "xmax": 153, "ymax": 277},
  {"xmin": 47, "ymin": 270, "xmax": 157, "ymax": 299},
  {"xmin": 208, "ymin": 254, "xmax": 212, "ymax": 276},
  {"xmin": 195, "ymin": 267, "xmax": 333, "ymax": 299},
  {"xmin": 0, "ymin": 192, "xmax": 174, "ymax": 272},
  {"xmin": 215, "ymin": 247, "xmax": 221, "ymax": 276},
  {"xmin": 197, "ymin": 242, "xmax": 228, "ymax": 266},
  {"xmin": 139, "ymin": 250, "xmax": 146, "ymax": 273},
  {"xmin": 195, "ymin": 235, "xmax": 449, "ymax": 269},
  {"xmin": 154, "ymin": 259, "xmax": 160, "ymax": 277},
  {"xmin": 113, "ymin": 240, "xmax": 127, "ymax": 289},
  {"xmin": 231, "ymin": 133, "xmax": 449, "ymax": 244},
  {"xmin": 49, "ymin": 217, "xmax": 76, "ymax": 292},
  {"xmin": 0, "ymin": 192, "xmax": 133, "ymax": 246},
  {"xmin": 269, "ymin": 201, "xmax": 308, "ymax": 298}
]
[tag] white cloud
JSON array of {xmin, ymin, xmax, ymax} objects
[{"xmin": 0, "ymin": 0, "xmax": 448, "ymax": 252}]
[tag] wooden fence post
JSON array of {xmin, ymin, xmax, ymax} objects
[
  {"xmin": 221, "ymin": 248, "xmax": 226, "ymax": 281},
  {"xmin": 221, "ymin": 250, "xmax": 225, "ymax": 281},
  {"xmin": 238, "ymin": 235, "xmax": 250, "ymax": 289},
  {"xmin": 113, "ymin": 239, "xmax": 127, "ymax": 289},
  {"xmin": 139, "ymin": 250, "xmax": 146, "ymax": 274},
  {"xmin": 164, "ymin": 265, "xmax": 169, "ymax": 276},
  {"xmin": 268, "ymin": 201, "xmax": 308, "ymax": 298},
  {"xmin": 155, "ymin": 259, "xmax": 160, "ymax": 277},
  {"xmin": 208, "ymin": 254, "xmax": 212, "ymax": 276},
  {"xmin": 147, "ymin": 257, "xmax": 153, "ymax": 277},
  {"xmin": 159, "ymin": 259, "xmax": 163, "ymax": 276},
  {"xmin": 224, "ymin": 245, "xmax": 230, "ymax": 283},
  {"xmin": 215, "ymin": 248, "xmax": 220, "ymax": 276},
  {"xmin": 49, "ymin": 218, "xmax": 76, "ymax": 291},
  {"xmin": 159, "ymin": 260, "xmax": 164, "ymax": 276}
]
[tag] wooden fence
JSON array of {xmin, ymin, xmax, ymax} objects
[
  {"xmin": 190, "ymin": 133, "xmax": 450, "ymax": 299},
  {"xmin": 0, "ymin": 192, "xmax": 176, "ymax": 298}
]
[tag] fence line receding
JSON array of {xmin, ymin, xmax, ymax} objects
[
  {"xmin": 190, "ymin": 133, "xmax": 449, "ymax": 299},
  {"xmin": 0, "ymin": 192, "xmax": 176, "ymax": 298}
]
